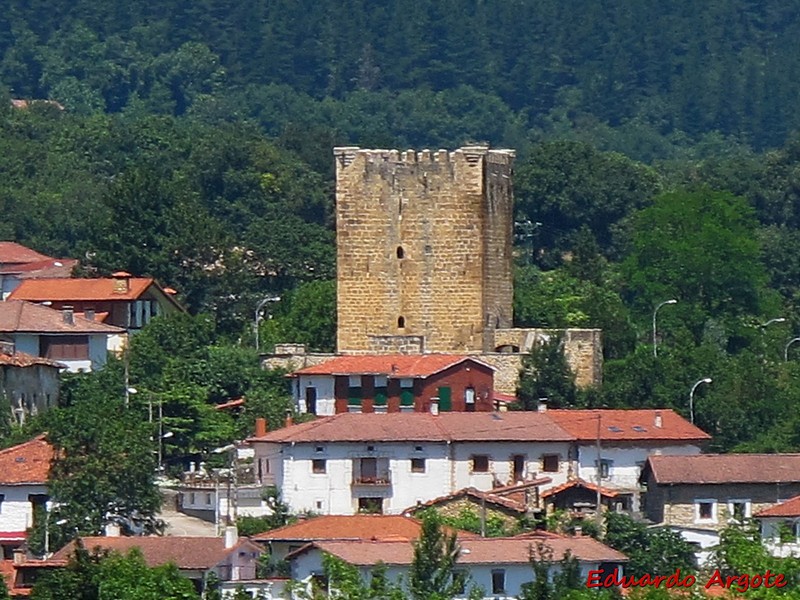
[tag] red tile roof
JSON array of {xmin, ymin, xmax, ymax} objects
[
  {"xmin": 404, "ymin": 486, "xmax": 534, "ymax": 515},
  {"xmin": 547, "ymin": 409, "xmax": 711, "ymax": 443},
  {"xmin": 646, "ymin": 454, "xmax": 800, "ymax": 485},
  {"xmin": 248, "ymin": 412, "xmax": 574, "ymax": 444},
  {"xmin": 0, "ymin": 258, "xmax": 78, "ymax": 279},
  {"xmin": 0, "ymin": 436, "xmax": 53, "ymax": 485},
  {"xmin": 51, "ymin": 536, "xmax": 262, "ymax": 570},
  {"xmin": 289, "ymin": 534, "xmax": 627, "ymax": 566},
  {"xmin": 251, "ymin": 515, "xmax": 476, "ymax": 543},
  {"xmin": 754, "ymin": 495, "xmax": 800, "ymax": 518},
  {"xmin": 9, "ymin": 277, "xmax": 156, "ymax": 302},
  {"xmin": 215, "ymin": 398, "xmax": 245, "ymax": 410},
  {"xmin": 540, "ymin": 478, "xmax": 620, "ymax": 499},
  {"xmin": 0, "ymin": 243, "xmax": 51, "ymax": 265},
  {"xmin": 0, "ymin": 351, "xmax": 64, "ymax": 368},
  {"xmin": 291, "ymin": 354, "xmax": 494, "ymax": 378},
  {"xmin": 0, "ymin": 301, "xmax": 123, "ymax": 334}
]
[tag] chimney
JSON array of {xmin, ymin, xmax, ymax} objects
[
  {"xmin": 12, "ymin": 547, "xmax": 26, "ymax": 565},
  {"xmin": 112, "ymin": 271, "xmax": 132, "ymax": 294},
  {"xmin": 255, "ymin": 417, "xmax": 268, "ymax": 438},
  {"xmin": 62, "ymin": 306, "xmax": 74, "ymax": 325},
  {"xmin": 84, "ymin": 308, "xmax": 95, "ymax": 322},
  {"xmin": 574, "ymin": 525, "xmax": 583, "ymax": 537},
  {"xmin": 654, "ymin": 411, "xmax": 663, "ymax": 428},
  {"xmin": 537, "ymin": 398, "xmax": 548, "ymax": 413},
  {"xmin": 285, "ymin": 410, "xmax": 293, "ymax": 428},
  {"xmin": 104, "ymin": 522, "xmax": 121, "ymax": 537},
  {"xmin": 224, "ymin": 525, "xmax": 238, "ymax": 549},
  {"xmin": 430, "ymin": 397, "xmax": 439, "ymax": 416}
]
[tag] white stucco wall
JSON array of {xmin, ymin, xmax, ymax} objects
[
  {"xmin": 761, "ymin": 517, "xmax": 800, "ymax": 558},
  {"xmin": 576, "ymin": 444, "xmax": 702, "ymax": 490},
  {"xmin": 294, "ymin": 375, "xmax": 336, "ymax": 416},
  {"xmin": 0, "ymin": 484, "xmax": 47, "ymax": 532}
]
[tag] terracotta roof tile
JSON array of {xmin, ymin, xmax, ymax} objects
[
  {"xmin": 547, "ymin": 409, "xmax": 711, "ymax": 442},
  {"xmin": 248, "ymin": 412, "xmax": 574, "ymax": 444},
  {"xmin": 0, "ymin": 301, "xmax": 123, "ymax": 334},
  {"xmin": 292, "ymin": 534, "xmax": 627, "ymax": 566},
  {"xmin": 404, "ymin": 487, "xmax": 529, "ymax": 514},
  {"xmin": 540, "ymin": 478, "xmax": 620, "ymax": 499},
  {"xmin": 754, "ymin": 495, "xmax": 800, "ymax": 518},
  {"xmin": 0, "ymin": 258, "xmax": 78, "ymax": 279},
  {"xmin": 646, "ymin": 454, "xmax": 800, "ymax": 485},
  {"xmin": 51, "ymin": 536, "xmax": 262, "ymax": 570},
  {"xmin": 0, "ymin": 351, "xmax": 64, "ymax": 368},
  {"xmin": 251, "ymin": 515, "xmax": 476, "ymax": 543},
  {"xmin": 9, "ymin": 277, "xmax": 155, "ymax": 302},
  {"xmin": 0, "ymin": 243, "xmax": 51, "ymax": 264},
  {"xmin": 291, "ymin": 354, "xmax": 494, "ymax": 378},
  {"xmin": 0, "ymin": 436, "xmax": 53, "ymax": 485}
]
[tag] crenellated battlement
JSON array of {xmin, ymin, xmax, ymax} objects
[{"xmin": 334, "ymin": 146, "xmax": 514, "ymax": 169}]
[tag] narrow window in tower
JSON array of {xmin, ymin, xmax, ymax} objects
[
  {"xmin": 398, "ymin": 316, "xmax": 405, "ymax": 329},
  {"xmin": 397, "ymin": 246, "xmax": 404, "ymax": 259}
]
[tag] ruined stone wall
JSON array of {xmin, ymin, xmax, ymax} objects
[
  {"xmin": 334, "ymin": 147, "xmax": 514, "ymax": 355},
  {"xmin": 493, "ymin": 328, "xmax": 603, "ymax": 389}
]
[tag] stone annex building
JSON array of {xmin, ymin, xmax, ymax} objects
[{"xmin": 266, "ymin": 146, "xmax": 602, "ymax": 395}]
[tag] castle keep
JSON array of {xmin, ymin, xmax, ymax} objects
[{"xmin": 334, "ymin": 146, "xmax": 515, "ymax": 355}]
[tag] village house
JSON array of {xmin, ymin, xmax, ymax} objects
[
  {"xmin": 251, "ymin": 514, "xmax": 478, "ymax": 562},
  {"xmin": 0, "ymin": 347, "xmax": 62, "ymax": 424},
  {"xmin": 0, "ymin": 242, "xmax": 76, "ymax": 301},
  {"xmin": 539, "ymin": 479, "xmax": 624, "ymax": 519},
  {"xmin": 247, "ymin": 409, "xmax": 706, "ymax": 517},
  {"xmin": 249, "ymin": 411, "xmax": 575, "ymax": 516},
  {"xmin": 0, "ymin": 301, "xmax": 123, "ymax": 372},
  {"xmin": 11, "ymin": 531, "xmax": 268, "ymax": 597},
  {"xmin": 287, "ymin": 531, "xmax": 627, "ymax": 600},
  {"xmin": 0, "ymin": 436, "xmax": 53, "ymax": 559},
  {"xmin": 289, "ymin": 354, "xmax": 495, "ymax": 415},
  {"xmin": 8, "ymin": 272, "xmax": 183, "ymax": 353},
  {"xmin": 754, "ymin": 495, "xmax": 800, "ymax": 558},
  {"xmin": 641, "ymin": 454, "xmax": 800, "ymax": 563},
  {"xmin": 545, "ymin": 408, "xmax": 710, "ymax": 511}
]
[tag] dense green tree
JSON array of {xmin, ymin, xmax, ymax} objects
[
  {"xmin": 603, "ymin": 512, "xmax": 695, "ymax": 579},
  {"xmin": 516, "ymin": 334, "xmax": 578, "ymax": 410},
  {"xmin": 409, "ymin": 512, "xmax": 465, "ymax": 600}
]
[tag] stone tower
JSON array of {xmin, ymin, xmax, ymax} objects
[{"xmin": 334, "ymin": 146, "xmax": 515, "ymax": 354}]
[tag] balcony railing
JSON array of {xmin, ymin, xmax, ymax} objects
[{"xmin": 352, "ymin": 475, "xmax": 391, "ymax": 486}]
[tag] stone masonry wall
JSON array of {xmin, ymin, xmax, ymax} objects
[{"xmin": 334, "ymin": 147, "xmax": 514, "ymax": 355}]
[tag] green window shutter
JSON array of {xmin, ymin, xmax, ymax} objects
[
  {"xmin": 374, "ymin": 387, "xmax": 388, "ymax": 406},
  {"xmin": 438, "ymin": 387, "xmax": 452, "ymax": 411},
  {"xmin": 348, "ymin": 387, "xmax": 362, "ymax": 405},
  {"xmin": 400, "ymin": 389, "xmax": 414, "ymax": 406}
]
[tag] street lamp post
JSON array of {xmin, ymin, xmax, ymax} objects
[
  {"xmin": 254, "ymin": 295, "xmax": 281, "ymax": 353},
  {"xmin": 653, "ymin": 299, "xmax": 678, "ymax": 358},
  {"xmin": 785, "ymin": 337, "xmax": 800, "ymax": 362},
  {"xmin": 689, "ymin": 377, "xmax": 712, "ymax": 425}
]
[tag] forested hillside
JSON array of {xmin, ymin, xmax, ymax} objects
[
  {"xmin": 2, "ymin": 0, "xmax": 800, "ymax": 159},
  {"xmin": 4, "ymin": 2, "xmax": 800, "ymax": 457}
]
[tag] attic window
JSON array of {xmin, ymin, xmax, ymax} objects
[
  {"xmin": 608, "ymin": 426, "xmax": 623, "ymax": 433},
  {"xmin": 396, "ymin": 246, "xmax": 405, "ymax": 259},
  {"xmin": 632, "ymin": 426, "xmax": 647, "ymax": 432},
  {"xmin": 15, "ymin": 457, "xmax": 25, "ymax": 463},
  {"xmin": 397, "ymin": 316, "xmax": 405, "ymax": 329}
]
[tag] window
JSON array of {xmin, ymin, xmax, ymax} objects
[
  {"xmin": 396, "ymin": 246, "xmax": 405, "ymax": 259},
  {"xmin": 315, "ymin": 446, "xmax": 324, "ymax": 453},
  {"xmin": 315, "ymin": 500, "xmax": 324, "ymax": 511},
  {"xmin": 472, "ymin": 455, "xmax": 489, "ymax": 473},
  {"xmin": 189, "ymin": 493, "xmax": 196, "ymax": 504},
  {"xmin": 542, "ymin": 454, "xmax": 560, "ymax": 473},
  {"xmin": 491, "ymin": 569, "xmax": 506, "ymax": 594},
  {"xmin": 728, "ymin": 499, "xmax": 751, "ymax": 522},
  {"xmin": 206, "ymin": 493, "xmax": 212, "ymax": 505},
  {"xmin": 348, "ymin": 375, "xmax": 362, "ymax": 408},
  {"xmin": 312, "ymin": 459, "xmax": 327, "ymax": 474},
  {"xmin": 397, "ymin": 316, "xmax": 405, "ymax": 328},
  {"xmin": 411, "ymin": 458, "xmax": 426, "ymax": 473},
  {"xmin": 464, "ymin": 387, "xmax": 475, "ymax": 412},
  {"xmin": 0, "ymin": 494, "xmax": 4, "ymax": 513},
  {"xmin": 596, "ymin": 459, "xmax": 613, "ymax": 479},
  {"xmin": 400, "ymin": 379, "xmax": 414, "ymax": 410},
  {"xmin": 695, "ymin": 499, "xmax": 717, "ymax": 523},
  {"xmin": 437, "ymin": 386, "xmax": 452, "ymax": 411},
  {"xmin": 358, "ymin": 497, "xmax": 383, "ymax": 514},
  {"xmin": 512, "ymin": 455, "xmax": 526, "ymax": 481},
  {"xmin": 41, "ymin": 336, "xmax": 90, "ymax": 360},
  {"xmin": 374, "ymin": 374, "xmax": 388, "ymax": 407}
]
